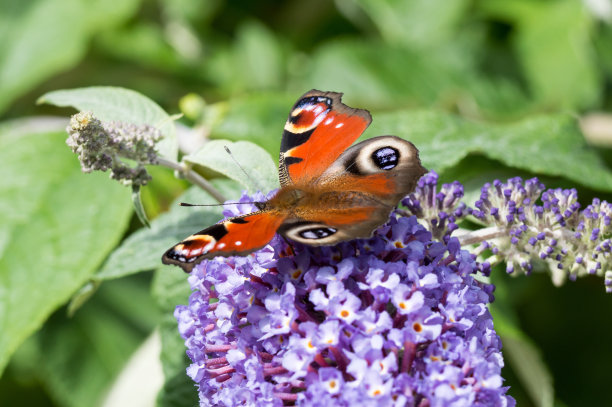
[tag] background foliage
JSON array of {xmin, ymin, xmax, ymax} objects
[{"xmin": 1, "ymin": 0, "xmax": 612, "ymax": 406}]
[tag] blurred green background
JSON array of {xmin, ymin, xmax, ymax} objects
[{"xmin": 1, "ymin": 0, "xmax": 612, "ymax": 406}]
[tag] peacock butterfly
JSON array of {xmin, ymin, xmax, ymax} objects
[{"xmin": 162, "ymin": 90, "xmax": 427, "ymax": 272}]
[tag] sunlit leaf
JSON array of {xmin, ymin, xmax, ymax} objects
[
  {"xmin": 0, "ymin": 131, "xmax": 132, "ymax": 374},
  {"xmin": 206, "ymin": 20, "xmax": 285, "ymax": 93},
  {"xmin": 305, "ymin": 39, "xmax": 531, "ymax": 118},
  {"xmin": 184, "ymin": 139, "xmax": 279, "ymax": 193}
]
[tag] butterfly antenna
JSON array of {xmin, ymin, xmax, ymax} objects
[
  {"xmin": 180, "ymin": 201, "xmax": 262, "ymax": 207},
  {"xmin": 224, "ymin": 145, "xmax": 264, "ymax": 192}
]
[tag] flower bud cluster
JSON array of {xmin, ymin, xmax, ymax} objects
[
  {"xmin": 66, "ymin": 111, "xmax": 161, "ymax": 186},
  {"xmin": 402, "ymin": 172, "xmax": 468, "ymax": 242},
  {"xmin": 406, "ymin": 173, "xmax": 612, "ymax": 291}
]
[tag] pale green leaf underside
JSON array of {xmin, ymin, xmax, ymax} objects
[{"xmin": 184, "ymin": 139, "xmax": 279, "ymax": 193}]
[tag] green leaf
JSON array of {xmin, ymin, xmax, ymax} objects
[
  {"xmin": 490, "ymin": 280, "xmax": 555, "ymax": 407},
  {"xmin": 184, "ymin": 140, "xmax": 279, "ymax": 193},
  {"xmin": 595, "ymin": 23, "xmax": 612, "ymax": 77},
  {"xmin": 206, "ymin": 20, "xmax": 285, "ymax": 93},
  {"xmin": 353, "ymin": 0, "xmax": 470, "ymax": 48},
  {"xmin": 304, "ymin": 39, "xmax": 531, "ymax": 118},
  {"xmin": 234, "ymin": 20, "xmax": 284, "ymax": 91},
  {"xmin": 501, "ymin": 334, "xmax": 554, "ymax": 407},
  {"xmin": 480, "ymin": 0, "xmax": 600, "ymax": 109},
  {"xmin": 366, "ymin": 110, "xmax": 612, "ymax": 192},
  {"xmin": 8, "ymin": 275, "xmax": 157, "ymax": 407},
  {"xmin": 96, "ymin": 23, "xmax": 187, "ymax": 73},
  {"xmin": 0, "ymin": 130, "xmax": 133, "ymax": 374},
  {"xmin": 152, "ymin": 268, "xmax": 198, "ymax": 407},
  {"xmin": 38, "ymin": 86, "xmax": 177, "ymax": 160},
  {"xmin": 209, "ymin": 92, "xmax": 297, "ymax": 156},
  {"xmin": 95, "ymin": 179, "xmax": 242, "ymax": 281},
  {"xmin": 67, "ymin": 280, "xmax": 100, "ymax": 317},
  {"xmin": 159, "ymin": 0, "xmax": 222, "ymax": 24},
  {"xmin": 0, "ymin": 0, "xmax": 141, "ymax": 114}
]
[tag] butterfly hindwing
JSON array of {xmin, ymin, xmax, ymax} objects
[
  {"xmin": 320, "ymin": 135, "xmax": 426, "ymax": 200},
  {"xmin": 278, "ymin": 207, "xmax": 378, "ymax": 246},
  {"xmin": 279, "ymin": 90, "xmax": 372, "ymax": 186},
  {"xmin": 278, "ymin": 136, "xmax": 426, "ymax": 246},
  {"xmin": 162, "ymin": 211, "xmax": 286, "ymax": 272}
]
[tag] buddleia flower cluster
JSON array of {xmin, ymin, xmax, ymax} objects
[
  {"xmin": 402, "ymin": 173, "xmax": 468, "ymax": 242},
  {"xmin": 403, "ymin": 172, "xmax": 612, "ymax": 292},
  {"xmin": 66, "ymin": 111, "xmax": 161, "ymax": 186},
  {"xmin": 174, "ymin": 171, "xmax": 612, "ymax": 405},
  {"xmin": 175, "ymin": 192, "xmax": 514, "ymax": 406}
]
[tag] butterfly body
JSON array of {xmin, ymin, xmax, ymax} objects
[{"xmin": 163, "ymin": 91, "xmax": 427, "ymax": 272}]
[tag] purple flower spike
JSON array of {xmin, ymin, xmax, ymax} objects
[
  {"xmin": 403, "ymin": 171, "xmax": 467, "ymax": 240},
  {"xmin": 175, "ymin": 192, "xmax": 513, "ymax": 406},
  {"xmin": 173, "ymin": 174, "xmax": 612, "ymax": 405},
  {"xmin": 464, "ymin": 177, "xmax": 612, "ymax": 288}
]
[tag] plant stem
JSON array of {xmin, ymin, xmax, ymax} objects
[
  {"xmin": 455, "ymin": 226, "xmax": 507, "ymax": 246},
  {"xmin": 156, "ymin": 157, "xmax": 226, "ymax": 203}
]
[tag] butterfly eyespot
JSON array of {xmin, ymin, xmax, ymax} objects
[
  {"xmin": 280, "ymin": 222, "xmax": 341, "ymax": 244},
  {"xmin": 371, "ymin": 146, "xmax": 399, "ymax": 170},
  {"xmin": 299, "ymin": 227, "xmax": 337, "ymax": 240}
]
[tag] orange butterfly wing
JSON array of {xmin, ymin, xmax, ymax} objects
[
  {"xmin": 162, "ymin": 212, "xmax": 286, "ymax": 272},
  {"xmin": 278, "ymin": 90, "xmax": 371, "ymax": 186},
  {"xmin": 162, "ymin": 91, "xmax": 426, "ymax": 272},
  {"xmin": 277, "ymin": 136, "xmax": 426, "ymax": 246}
]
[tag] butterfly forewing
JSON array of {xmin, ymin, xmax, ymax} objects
[
  {"xmin": 279, "ymin": 90, "xmax": 371, "ymax": 186},
  {"xmin": 162, "ymin": 212, "xmax": 286, "ymax": 272}
]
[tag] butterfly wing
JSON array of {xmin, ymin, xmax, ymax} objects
[
  {"xmin": 163, "ymin": 94, "xmax": 424, "ymax": 271},
  {"xmin": 279, "ymin": 90, "xmax": 372, "ymax": 186},
  {"xmin": 279, "ymin": 136, "xmax": 427, "ymax": 246},
  {"xmin": 162, "ymin": 211, "xmax": 286, "ymax": 272}
]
